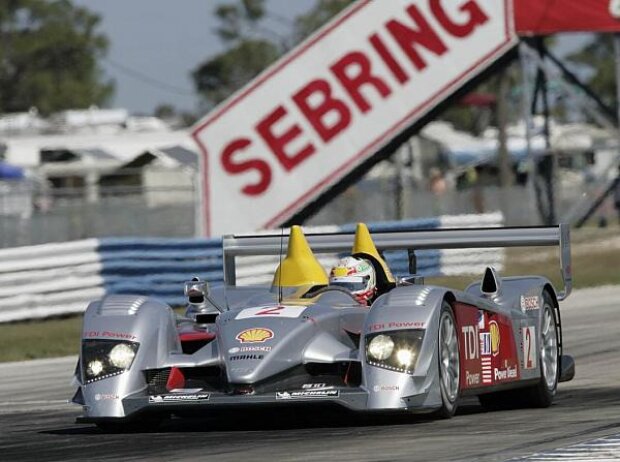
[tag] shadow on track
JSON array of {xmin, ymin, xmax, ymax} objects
[
  {"xmin": 42, "ymin": 384, "xmax": 620, "ymax": 437},
  {"xmin": 43, "ymin": 398, "xmax": 487, "ymax": 436}
]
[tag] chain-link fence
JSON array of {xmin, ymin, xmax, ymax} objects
[
  {"xmin": 308, "ymin": 163, "xmax": 615, "ymax": 229},
  {"xmin": 0, "ymin": 163, "xmax": 616, "ymax": 249},
  {"xmin": 0, "ymin": 168, "xmax": 198, "ymax": 248}
]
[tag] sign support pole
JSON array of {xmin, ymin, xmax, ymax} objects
[{"xmin": 614, "ymin": 34, "xmax": 620, "ymax": 158}]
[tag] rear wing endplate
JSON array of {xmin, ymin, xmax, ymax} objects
[{"xmin": 222, "ymin": 225, "xmax": 572, "ymax": 300}]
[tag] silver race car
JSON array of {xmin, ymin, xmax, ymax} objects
[{"xmin": 71, "ymin": 223, "xmax": 575, "ymax": 430}]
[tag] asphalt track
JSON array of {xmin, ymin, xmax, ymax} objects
[{"xmin": 1, "ymin": 286, "xmax": 619, "ymax": 462}]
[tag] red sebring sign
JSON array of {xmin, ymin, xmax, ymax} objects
[{"xmin": 192, "ymin": 0, "xmax": 516, "ymax": 236}]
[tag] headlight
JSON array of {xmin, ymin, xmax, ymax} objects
[
  {"xmin": 87, "ymin": 359, "xmax": 104, "ymax": 377},
  {"xmin": 365, "ymin": 330, "xmax": 424, "ymax": 374},
  {"xmin": 368, "ymin": 334, "xmax": 394, "ymax": 360},
  {"xmin": 395, "ymin": 348, "xmax": 416, "ymax": 367},
  {"xmin": 81, "ymin": 340, "xmax": 139, "ymax": 384},
  {"xmin": 109, "ymin": 343, "xmax": 136, "ymax": 368}
]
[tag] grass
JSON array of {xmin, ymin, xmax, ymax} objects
[
  {"xmin": 0, "ymin": 316, "xmax": 83, "ymax": 363},
  {"xmin": 1, "ymin": 227, "xmax": 619, "ymax": 363},
  {"xmin": 428, "ymin": 225, "xmax": 620, "ymax": 290}
]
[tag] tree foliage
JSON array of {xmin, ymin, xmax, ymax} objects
[
  {"xmin": 193, "ymin": 39, "xmax": 280, "ymax": 108},
  {"xmin": 193, "ymin": 0, "xmax": 282, "ymax": 109},
  {"xmin": 293, "ymin": 0, "xmax": 353, "ymax": 42},
  {"xmin": 567, "ymin": 34, "xmax": 616, "ymax": 108},
  {"xmin": 214, "ymin": 0, "xmax": 266, "ymax": 42},
  {"xmin": 193, "ymin": 0, "xmax": 355, "ymax": 110},
  {"xmin": 0, "ymin": 0, "xmax": 113, "ymax": 115}
]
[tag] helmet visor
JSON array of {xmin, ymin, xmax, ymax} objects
[{"xmin": 330, "ymin": 276, "xmax": 370, "ymax": 292}]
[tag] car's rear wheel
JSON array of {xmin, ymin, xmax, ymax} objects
[
  {"xmin": 479, "ymin": 291, "xmax": 559, "ymax": 410},
  {"xmin": 435, "ymin": 301, "xmax": 460, "ymax": 418},
  {"xmin": 523, "ymin": 291, "xmax": 559, "ymax": 407}
]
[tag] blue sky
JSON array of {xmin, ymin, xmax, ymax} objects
[
  {"xmin": 72, "ymin": 0, "xmax": 592, "ymax": 116},
  {"xmin": 72, "ymin": 0, "xmax": 315, "ymax": 115}
]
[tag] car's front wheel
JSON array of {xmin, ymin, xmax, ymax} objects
[{"xmin": 435, "ymin": 301, "xmax": 460, "ymax": 418}]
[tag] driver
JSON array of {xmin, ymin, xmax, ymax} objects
[{"xmin": 328, "ymin": 256, "xmax": 377, "ymax": 305}]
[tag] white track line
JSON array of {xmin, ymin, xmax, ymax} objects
[{"xmin": 507, "ymin": 434, "xmax": 620, "ymax": 461}]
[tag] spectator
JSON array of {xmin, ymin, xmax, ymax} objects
[
  {"xmin": 465, "ymin": 166, "xmax": 484, "ymax": 214},
  {"xmin": 429, "ymin": 168, "xmax": 447, "ymax": 195},
  {"xmin": 429, "ymin": 167, "xmax": 447, "ymax": 214}
]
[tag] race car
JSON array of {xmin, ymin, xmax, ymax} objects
[{"xmin": 71, "ymin": 223, "xmax": 575, "ymax": 430}]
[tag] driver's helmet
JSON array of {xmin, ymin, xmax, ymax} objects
[{"xmin": 329, "ymin": 256, "xmax": 377, "ymax": 305}]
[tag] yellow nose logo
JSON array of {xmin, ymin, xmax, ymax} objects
[
  {"xmin": 236, "ymin": 328, "xmax": 274, "ymax": 343},
  {"xmin": 489, "ymin": 321, "xmax": 500, "ymax": 356}
]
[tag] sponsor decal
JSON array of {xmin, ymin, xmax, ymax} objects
[
  {"xmin": 372, "ymin": 385, "xmax": 400, "ymax": 392},
  {"xmin": 302, "ymin": 383, "xmax": 327, "ymax": 389},
  {"xmin": 236, "ymin": 305, "xmax": 306, "ymax": 319},
  {"xmin": 494, "ymin": 365, "xmax": 518, "ymax": 381},
  {"xmin": 236, "ymin": 328, "xmax": 274, "ymax": 343},
  {"xmin": 367, "ymin": 321, "xmax": 424, "ymax": 332},
  {"xmin": 229, "ymin": 354, "xmax": 264, "ymax": 361},
  {"xmin": 477, "ymin": 310, "xmax": 485, "ymax": 329},
  {"xmin": 228, "ymin": 346, "xmax": 272, "ymax": 354},
  {"xmin": 465, "ymin": 371, "xmax": 480, "ymax": 386},
  {"xmin": 170, "ymin": 388, "xmax": 203, "ymax": 393},
  {"xmin": 230, "ymin": 367, "xmax": 253, "ymax": 373},
  {"xmin": 522, "ymin": 326, "xmax": 537, "ymax": 370},
  {"xmin": 83, "ymin": 331, "xmax": 137, "ymax": 341},
  {"xmin": 461, "ymin": 325, "xmax": 479, "ymax": 360},
  {"xmin": 276, "ymin": 390, "xmax": 339, "ymax": 400},
  {"xmin": 149, "ymin": 394, "xmax": 210, "ymax": 403},
  {"xmin": 479, "ymin": 332, "xmax": 491, "ymax": 356},
  {"xmin": 481, "ymin": 357, "xmax": 492, "ymax": 384},
  {"xmin": 489, "ymin": 320, "xmax": 500, "ymax": 357},
  {"xmin": 94, "ymin": 393, "xmax": 119, "ymax": 401},
  {"xmin": 479, "ymin": 320, "xmax": 492, "ymax": 384},
  {"xmin": 520, "ymin": 295, "xmax": 540, "ymax": 312}
]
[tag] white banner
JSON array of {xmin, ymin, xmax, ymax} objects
[{"xmin": 192, "ymin": 0, "xmax": 516, "ymax": 236}]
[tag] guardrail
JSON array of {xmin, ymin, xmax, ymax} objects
[{"xmin": 0, "ymin": 212, "xmax": 504, "ymax": 323}]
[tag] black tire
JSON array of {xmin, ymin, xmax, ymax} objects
[
  {"xmin": 435, "ymin": 301, "xmax": 460, "ymax": 418},
  {"xmin": 522, "ymin": 291, "xmax": 560, "ymax": 408}
]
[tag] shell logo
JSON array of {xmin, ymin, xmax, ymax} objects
[
  {"xmin": 489, "ymin": 320, "xmax": 500, "ymax": 356},
  {"xmin": 236, "ymin": 328, "xmax": 274, "ymax": 343}
]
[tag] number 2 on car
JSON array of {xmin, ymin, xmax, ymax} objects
[
  {"xmin": 236, "ymin": 305, "xmax": 306, "ymax": 319},
  {"xmin": 523, "ymin": 326, "xmax": 537, "ymax": 370}
]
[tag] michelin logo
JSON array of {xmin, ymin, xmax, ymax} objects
[
  {"xmin": 149, "ymin": 394, "xmax": 210, "ymax": 403},
  {"xmin": 276, "ymin": 390, "xmax": 339, "ymax": 400}
]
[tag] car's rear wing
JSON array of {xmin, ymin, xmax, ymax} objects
[{"xmin": 222, "ymin": 224, "xmax": 572, "ymax": 300}]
